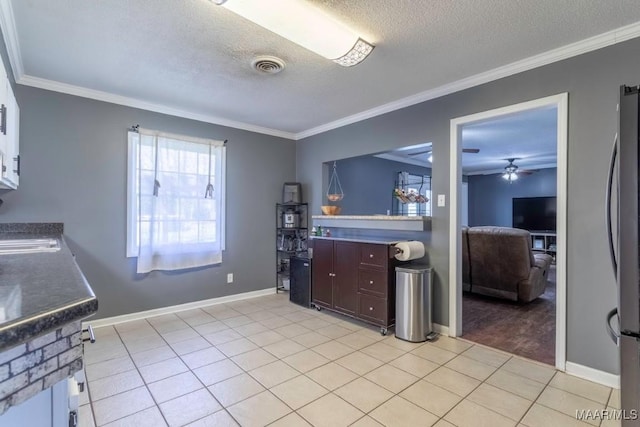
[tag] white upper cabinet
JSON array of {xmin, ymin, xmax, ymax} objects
[{"xmin": 0, "ymin": 77, "xmax": 19, "ymax": 189}]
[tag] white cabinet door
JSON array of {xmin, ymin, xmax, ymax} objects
[
  {"xmin": 0, "ymin": 79, "xmax": 19, "ymax": 189},
  {"xmin": 0, "ymin": 75, "xmax": 7, "ymax": 169},
  {"xmin": 0, "ymin": 387, "xmax": 53, "ymax": 427},
  {"xmin": 4, "ymin": 82, "xmax": 19, "ymax": 186}
]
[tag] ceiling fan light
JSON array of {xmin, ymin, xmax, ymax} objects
[
  {"xmin": 502, "ymin": 172, "xmax": 518, "ymax": 182},
  {"xmin": 214, "ymin": 0, "xmax": 373, "ymax": 66}
]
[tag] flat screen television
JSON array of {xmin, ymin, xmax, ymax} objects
[{"xmin": 512, "ymin": 196, "xmax": 557, "ymax": 232}]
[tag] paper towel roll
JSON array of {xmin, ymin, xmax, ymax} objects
[{"xmin": 394, "ymin": 241, "xmax": 425, "ymax": 261}]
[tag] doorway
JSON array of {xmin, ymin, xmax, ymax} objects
[{"xmin": 448, "ymin": 93, "xmax": 568, "ymax": 370}]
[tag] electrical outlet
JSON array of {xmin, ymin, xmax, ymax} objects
[
  {"xmin": 227, "ymin": 273, "xmax": 233, "ymax": 283},
  {"xmin": 437, "ymin": 194, "xmax": 446, "ymax": 207}
]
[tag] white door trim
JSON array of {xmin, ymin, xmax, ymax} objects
[{"xmin": 448, "ymin": 93, "xmax": 569, "ymax": 371}]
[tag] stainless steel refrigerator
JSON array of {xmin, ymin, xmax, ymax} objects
[{"xmin": 607, "ymin": 84, "xmax": 640, "ymax": 425}]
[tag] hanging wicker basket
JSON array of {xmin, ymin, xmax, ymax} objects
[{"xmin": 326, "ymin": 161, "xmax": 344, "ymax": 202}]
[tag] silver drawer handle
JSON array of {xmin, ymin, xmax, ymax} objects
[
  {"xmin": 369, "ymin": 280, "xmax": 374, "ymax": 284},
  {"xmin": 369, "ymin": 306, "xmax": 374, "ymax": 311},
  {"xmin": 82, "ymin": 325, "xmax": 96, "ymax": 343}
]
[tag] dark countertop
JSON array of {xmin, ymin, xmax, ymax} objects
[{"xmin": 0, "ymin": 224, "xmax": 98, "ymax": 352}]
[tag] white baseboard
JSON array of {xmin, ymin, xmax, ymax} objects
[
  {"xmin": 433, "ymin": 323, "xmax": 450, "ymax": 336},
  {"xmin": 84, "ymin": 288, "xmax": 276, "ymax": 329},
  {"xmin": 565, "ymin": 361, "xmax": 620, "ymax": 389}
]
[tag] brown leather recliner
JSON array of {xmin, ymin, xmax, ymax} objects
[{"xmin": 464, "ymin": 226, "xmax": 552, "ymax": 302}]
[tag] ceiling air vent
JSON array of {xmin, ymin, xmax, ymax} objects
[{"xmin": 251, "ymin": 56, "xmax": 285, "ymax": 74}]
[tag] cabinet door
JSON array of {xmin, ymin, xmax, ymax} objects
[
  {"xmin": 333, "ymin": 241, "xmax": 359, "ymax": 315},
  {"xmin": 0, "ymin": 80, "xmax": 18, "ymax": 189},
  {"xmin": 4, "ymin": 83, "xmax": 19, "ymax": 187},
  {"xmin": 311, "ymin": 239, "xmax": 333, "ymax": 308}
]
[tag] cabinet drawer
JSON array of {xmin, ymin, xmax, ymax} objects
[
  {"xmin": 359, "ymin": 244, "xmax": 388, "ymax": 269},
  {"xmin": 357, "ymin": 293, "xmax": 387, "ymax": 325},
  {"xmin": 358, "ymin": 269, "xmax": 388, "ymax": 297}
]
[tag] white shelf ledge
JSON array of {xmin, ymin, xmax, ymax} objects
[{"xmin": 311, "ymin": 215, "xmax": 431, "ymax": 231}]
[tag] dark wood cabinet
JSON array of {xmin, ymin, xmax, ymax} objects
[
  {"xmin": 332, "ymin": 241, "xmax": 359, "ymax": 316},
  {"xmin": 311, "ymin": 239, "xmax": 333, "ymax": 309},
  {"xmin": 311, "ymin": 238, "xmax": 399, "ymax": 334},
  {"xmin": 356, "ymin": 243, "xmax": 396, "ymax": 328}
]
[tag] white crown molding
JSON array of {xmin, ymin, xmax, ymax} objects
[
  {"xmin": 565, "ymin": 361, "xmax": 620, "ymax": 389},
  {"xmin": 0, "ymin": 0, "xmax": 23, "ymax": 80},
  {"xmin": 83, "ymin": 287, "xmax": 276, "ymax": 329},
  {"xmin": 295, "ymin": 21, "xmax": 640, "ymax": 140},
  {"xmin": 17, "ymin": 75, "xmax": 297, "ymax": 140}
]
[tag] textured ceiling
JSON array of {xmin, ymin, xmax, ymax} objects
[{"xmin": 8, "ymin": 0, "xmax": 640, "ymax": 135}]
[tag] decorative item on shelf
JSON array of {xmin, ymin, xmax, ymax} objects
[
  {"xmin": 393, "ymin": 188, "xmax": 429, "ymax": 204},
  {"xmin": 321, "ymin": 205, "xmax": 341, "ymax": 215},
  {"xmin": 283, "ymin": 182, "xmax": 302, "ymax": 204},
  {"xmin": 326, "ymin": 161, "xmax": 344, "ymax": 202},
  {"xmin": 393, "ymin": 188, "xmax": 410, "ymax": 203},
  {"xmin": 283, "ymin": 209, "xmax": 300, "ymax": 228}
]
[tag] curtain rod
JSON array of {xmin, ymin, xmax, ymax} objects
[{"xmin": 128, "ymin": 125, "xmax": 227, "ymax": 145}]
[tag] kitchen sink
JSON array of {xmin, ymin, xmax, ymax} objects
[{"xmin": 0, "ymin": 238, "xmax": 61, "ymax": 255}]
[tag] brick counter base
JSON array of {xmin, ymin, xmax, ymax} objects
[{"xmin": 0, "ymin": 321, "xmax": 82, "ymax": 414}]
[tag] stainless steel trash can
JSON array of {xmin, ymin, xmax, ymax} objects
[{"xmin": 395, "ymin": 265, "xmax": 433, "ymax": 342}]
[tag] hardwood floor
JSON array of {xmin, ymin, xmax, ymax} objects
[{"xmin": 462, "ymin": 267, "xmax": 556, "ymax": 365}]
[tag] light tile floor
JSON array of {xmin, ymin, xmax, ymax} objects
[{"xmin": 80, "ymin": 293, "xmax": 620, "ymax": 427}]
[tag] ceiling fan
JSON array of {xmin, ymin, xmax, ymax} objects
[{"xmin": 502, "ymin": 158, "xmax": 536, "ymax": 182}]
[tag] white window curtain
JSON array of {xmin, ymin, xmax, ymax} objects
[{"xmin": 128, "ymin": 129, "xmax": 226, "ymax": 273}]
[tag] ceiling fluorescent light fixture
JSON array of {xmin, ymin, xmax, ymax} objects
[{"xmin": 212, "ymin": 0, "xmax": 374, "ymax": 67}]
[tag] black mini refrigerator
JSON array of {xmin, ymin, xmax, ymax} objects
[{"xmin": 290, "ymin": 256, "xmax": 311, "ymax": 308}]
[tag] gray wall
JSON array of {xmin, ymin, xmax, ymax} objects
[
  {"xmin": 334, "ymin": 156, "xmax": 431, "ymax": 215},
  {"xmin": 0, "ymin": 86, "xmax": 295, "ymax": 319},
  {"xmin": 296, "ymin": 38, "xmax": 640, "ymax": 375},
  {"xmin": 468, "ymin": 168, "xmax": 557, "ymax": 226}
]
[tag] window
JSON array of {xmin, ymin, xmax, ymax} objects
[{"xmin": 127, "ymin": 129, "xmax": 226, "ymax": 273}]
